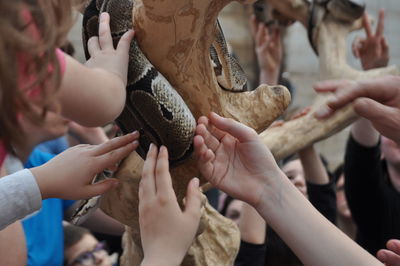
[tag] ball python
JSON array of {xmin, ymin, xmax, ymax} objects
[
  {"xmin": 72, "ymin": 0, "xmax": 248, "ymax": 223},
  {"xmin": 82, "ymin": 0, "xmax": 248, "ymax": 165}
]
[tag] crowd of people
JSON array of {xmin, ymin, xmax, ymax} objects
[{"xmin": 1, "ymin": 0, "xmax": 400, "ymax": 265}]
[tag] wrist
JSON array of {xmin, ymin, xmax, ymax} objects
[
  {"xmin": 30, "ymin": 166, "xmax": 50, "ymax": 199},
  {"xmin": 253, "ymin": 170, "xmax": 287, "ymax": 214},
  {"xmin": 259, "ymin": 70, "xmax": 279, "ymax": 85}
]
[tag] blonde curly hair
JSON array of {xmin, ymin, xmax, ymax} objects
[{"xmin": 0, "ymin": 0, "xmax": 76, "ymax": 152}]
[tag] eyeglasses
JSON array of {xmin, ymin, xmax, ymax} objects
[{"xmin": 69, "ymin": 241, "xmax": 109, "ymax": 266}]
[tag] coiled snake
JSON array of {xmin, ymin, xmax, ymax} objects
[{"xmin": 82, "ymin": 0, "xmax": 248, "ymax": 165}]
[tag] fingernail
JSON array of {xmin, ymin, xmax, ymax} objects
[
  {"xmin": 132, "ymin": 140, "xmax": 139, "ymax": 146},
  {"xmin": 192, "ymin": 177, "xmax": 199, "ymax": 188},
  {"xmin": 315, "ymin": 105, "xmax": 331, "ymax": 118},
  {"xmin": 100, "ymin": 12, "xmax": 107, "ymax": 20},
  {"xmin": 132, "ymin": 130, "xmax": 139, "ymax": 137}
]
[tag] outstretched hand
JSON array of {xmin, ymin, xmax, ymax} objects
[
  {"xmin": 31, "ymin": 132, "xmax": 139, "ymax": 200},
  {"xmin": 139, "ymin": 145, "xmax": 202, "ymax": 266},
  {"xmin": 314, "ymin": 76, "xmax": 400, "ymax": 144},
  {"xmin": 194, "ymin": 112, "xmax": 281, "ymax": 208},
  {"xmin": 377, "ymin": 239, "xmax": 400, "ymax": 266},
  {"xmin": 352, "ymin": 9, "xmax": 389, "ymax": 70},
  {"xmin": 85, "ymin": 12, "xmax": 134, "ymax": 86},
  {"xmin": 250, "ymin": 15, "xmax": 282, "ymax": 84}
]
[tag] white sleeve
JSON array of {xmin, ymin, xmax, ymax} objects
[{"xmin": 0, "ymin": 169, "xmax": 42, "ymax": 230}]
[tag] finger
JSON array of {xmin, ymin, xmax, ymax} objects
[
  {"xmin": 198, "ymin": 116, "xmax": 226, "ymax": 141},
  {"xmin": 362, "ymin": 12, "xmax": 372, "ymax": 38},
  {"xmin": 353, "ymin": 97, "xmax": 395, "ymax": 123},
  {"xmin": 255, "ymin": 23, "xmax": 264, "ymax": 46},
  {"xmin": 381, "ymin": 37, "xmax": 389, "ymax": 55},
  {"xmin": 193, "ymin": 135, "xmax": 214, "ymax": 160},
  {"xmin": 387, "ymin": 239, "xmax": 400, "ymax": 255},
  {"xmin": 184, "ymin": 178, "xmax": 202, "ymax": 219},
  {"xmin": 208, "ymin": 112, "xmax": 258, "ymax": 143},
  {"xmin": 377, "ymin": 249, "xmax": 400, "ymax": 266},
  {"xmin": 313, "ymin": 79, "xmax": 350, "ymax": 93},
  {"xmin": 194, "ymin": 136, "xmax": 215, "ymax": 180},
  {"xmin": 92, "ymin": 131, "xmax": 139, "ymax": 155},
  {"xmin": 95, "ymin": 140, "xmax": 139, "ymax": 170},
  {"xmin": 84, "ymin": 178, "xmax": 119, "ymax": 198},
  {"xmin": 326, "ymin": 78, "xmax": 397, "ymax": 111},
  {"xmin": 154, "ymin": 146, "xmax": 174, "ymax": 196},
  {"xmin": 87, "ymin": 36, "xmax": 100, "ymax": 57},
  {"xmin": 375, "ymin": 9, "xmax": 385, "ymax": 37},
  {"xmin": 141, "ymin": 143, "xmax": 158, "ymax": 196},
  {"xmin": 116, "ymin": 29, "xmax": 135, "ymax": 53},
  {"xmin": 352, "ymin": 37, "xmax": 362, "ymax": 58},
  {"xmin": 98, "ymin": 12, "xmax": 114, "ymax": 50},
  {"xmin": 196, "ymin": 124, "xmax": 220, "ymax": 152}
]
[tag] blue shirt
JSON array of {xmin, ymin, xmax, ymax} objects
[{"xmin": 22, "ymin": 148, "xmax": 75, "ymax": 266}]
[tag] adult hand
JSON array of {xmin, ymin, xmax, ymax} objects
[
  {"xmin": 352, "ymin": 9, "xmax": 389, "ymax": 70},
  {"xmin": 31, "ymin": 132, "xmax": 139, "ymax": 200},
  {"xmin": 85, "ymin": 12, "xmax": 134, "ymax": 87},
  {"xmin": 314, "ymin": 76, "xmax": 400, "ymax": 144},
  {"xmin": 194, "ymin": 112, "xmax": 282, "ymax": 208},
  {"xmin": 139, "ymin": 145, "xmax": 202, "ymax": 266},
  {"xmin": 377, "ymin": 239, "xmax": 400, "ymax": 266},
  {"xmin": 250, "ymin": 15, "xmax": 282, "ymax": 84}
]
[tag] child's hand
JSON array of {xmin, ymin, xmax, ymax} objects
[
  {"xmin": 250, "ymin": 15, "xmax": 282, "ymax": 84},
  {"xmin": 352, "ymin": 9, "xmax": 389, "ymax": 70},
  {"xmin": 31, "ymin": 132, "xmax": 139, "ymax": 200},
  {"xmin": 193, "ymin": 112, "xmax": 282, "ymax": 209},
  {"xmin": 139, "ymin": 145, "xmax": 202, "ymax": 266},
  {"xmin": 85, "ymin": 12, "xmax": 134, "ymax": 87}
]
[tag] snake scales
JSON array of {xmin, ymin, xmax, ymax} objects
[{"xmin": 82, "ymin": 0, "xmax": 248, "ymax": 165}]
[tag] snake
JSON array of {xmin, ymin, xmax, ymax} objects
[
  {"xmin": 72, "ymin": 0, "xmax": 248, "ymax": 222},
  {"xmin": 82, "ymin": 0, "xmax": 248, "ymax": 165}
]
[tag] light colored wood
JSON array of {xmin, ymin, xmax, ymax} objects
[
  {"xmin": 261, "ymin": 0, "xmax": 399, "ymax": 161},
  {"xmin": 100, "ymin": 0, "xmax": 290, "ymax": 265}
]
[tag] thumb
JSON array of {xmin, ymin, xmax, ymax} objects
[
  {"xmin": 209, "ymin": 112, "xmax": 258, "ymax": 143},
  {"xmin": 184, "ymin": 178, "xmax": 202, "ymax": 218},
  {"xmin": 85, "ymin": 178, "xmax": 119, "ymax": 198},
  {"xmin": 353, "ymin": 97, "xmax": 394, "ymax": 122}
]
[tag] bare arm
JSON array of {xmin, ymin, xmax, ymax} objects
[
  {"xmin": 238, "ymin": 202, "xmax": 266, "ymax": 244},
  {"xmin": 59, "ymin": 13, "xmax": 134, "ymax": 127},
  {"xmin": 194, "ymin": 112, "xmax": 382, "ymax": 266},
  {"xmin": 298, "ymin": 145, "xmax": 329, "ymax": 185}
]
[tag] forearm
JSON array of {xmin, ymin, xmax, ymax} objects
[
  {"xmin": 239, "ymin": 202, "xmax": 266, "ymax": 244},
  {"xmin": 351, "ymin": 118, "xmax": 380, "ymax": 147},
  {"xmin": 80, "ymin": 209, "xmax": 125, "ymax": 236},
  {"xmin": 256, "ymin": 171, "xmax": 381, "ymax": 266},
  {"xmin": 259, "ymin": 69, "xmax": 279, "ymax": 85},
  {"xmin": 298, "ymin": 146, "xmax": 329, "ymax": 185},
  {"xmin": 60, "ymin": 55, "xmax": 126, "ymax": 127}
]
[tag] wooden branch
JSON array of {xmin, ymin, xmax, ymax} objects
[{"xmin": 261, "ymin": 0, "xmax": 399, "ymax": 160}]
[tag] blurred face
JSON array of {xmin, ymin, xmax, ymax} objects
[
  {"xmin": 282, "ymin": 159, "xmax": 307, "ymax": 197},
  {"xmin": 335, "ymin": 174, "xmax": 352, "ymax": 219},
  {"xmin": 225, "ymin": 199, "xmax": 244, "ymax": 225},
  {"xmin": 65, "ymin": 234, "xmax": 113, "ymax": 266}
]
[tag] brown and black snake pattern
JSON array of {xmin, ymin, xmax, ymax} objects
[
  {"xmin": 82, "ymin": 0, "xmax": 249, "ymax": 166},
  {"xmin": 83, "ymin": 0, "xmax": 196, "ymax": 166}
]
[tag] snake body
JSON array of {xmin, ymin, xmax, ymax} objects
[
  {"xmin": 83, "ymin": 0, "xmax": 196, "ymax": 165},
  {"xmin": 82, "ymin": 0, "xmax": 248, "ymax": 166}
]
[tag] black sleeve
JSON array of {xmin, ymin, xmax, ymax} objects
[
  {"xmin": 307, "ymin": 178, "xmax": 337, "ymax": 223},
  {"xmin": 235, "ymin": 240, "xmax": 266, "ymax": 266},
  {"xmin": 344, "ymin": 135, "xmax": 384, "ymax": 238}
]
